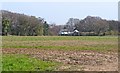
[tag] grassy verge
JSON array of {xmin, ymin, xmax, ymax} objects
[
  {"xmin": 2, "ymin": 54, "xmax": 59, "ymax": 71},
  {"xmin": 2, "ymin": 36, "xmax": 118, "ymax": 41}
]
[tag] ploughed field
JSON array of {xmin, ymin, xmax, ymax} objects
[{"xmin": 2, "ymin": 36, "xmax": 118, "ymax": 71}]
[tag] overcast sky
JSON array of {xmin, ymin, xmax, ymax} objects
[{"xmin": 1, "ymin": 2, "xmax": 118, "ymax": 25}]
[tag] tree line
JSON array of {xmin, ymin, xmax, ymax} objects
[
  {"xmin": 1, "ymin": 10, "xmax": 120, "ymax": 36},
  {"xmin": 64, "ymin": 16, "xmax": 119, "ymax": 36},
  {"xmin": 2, "ymin": 10, "xmax": 49, "ymax": 36}
]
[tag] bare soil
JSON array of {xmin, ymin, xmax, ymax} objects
[{"xmin": 2, "ymin": 48, "xmax": 118, "ymax": 71}]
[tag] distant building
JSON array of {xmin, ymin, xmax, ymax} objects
[
  {"xmin": 73, "ymin": 29, "xmax": 79, "ymax": 36},
  {"xmin": 58, "ymin": 29, "xmax": 79, "ymax": 36}
]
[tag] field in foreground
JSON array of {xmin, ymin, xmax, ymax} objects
[{"xmin": 2, "ymin": 36, "xmax": 118, "ymax": 71}]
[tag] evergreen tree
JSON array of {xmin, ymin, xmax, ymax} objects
[
  {"xmin": 2, "ymin": 18, "xmax": 10, "ymax": 36},
  {"xmin": 43, "ymin": 21, "xmax": 49, "ymax": 36}
]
